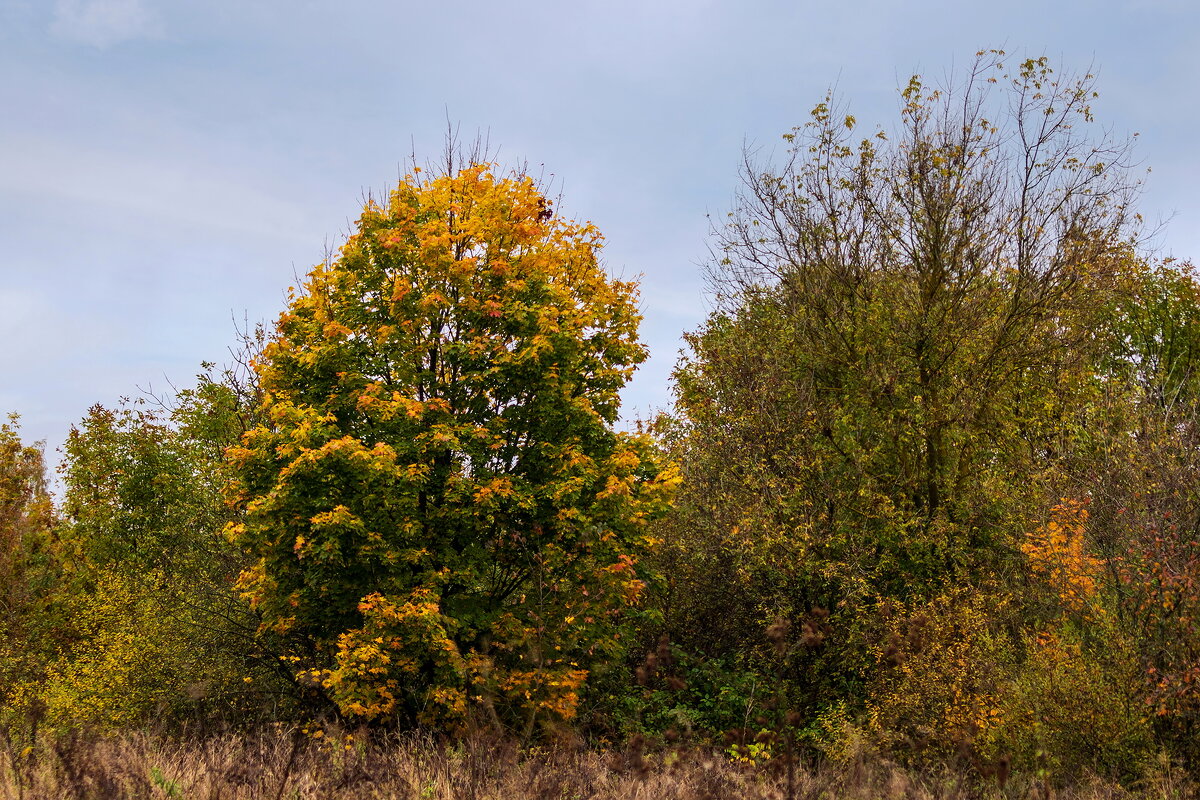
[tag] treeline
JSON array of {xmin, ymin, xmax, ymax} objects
[{"xmin": 3, "ymin": 52, "xmax": 1200, "ymax": 787}]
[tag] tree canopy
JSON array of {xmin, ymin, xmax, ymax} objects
[
  {"xmin": 652, "ymin": 52, "xmax": 1193, "ymax": 773},
  {"xmin": 225, "ymin": 161, "xmax": 677, "ymax": 731}
]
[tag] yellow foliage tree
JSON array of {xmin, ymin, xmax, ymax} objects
[{"xmin": 227, "ymin": 160, "xmax": 677, "ymax": 733}]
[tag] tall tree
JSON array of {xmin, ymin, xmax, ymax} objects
[
  {"xmin": 657, "ymin": 51, "xmax": 1144, "ymax": 743},
  {"xmin": 227, "ymin": 160, "xmax": 676, "ymax": 732}
]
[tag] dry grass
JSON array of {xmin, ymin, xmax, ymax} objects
[{"xmin": 0, "ymin": 723, "xmax": 1194, "ymax": 800}]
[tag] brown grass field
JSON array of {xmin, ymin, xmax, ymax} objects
[{"xmin": 1, "ymin": 724, "xmax": 1196, "ymax": 800}]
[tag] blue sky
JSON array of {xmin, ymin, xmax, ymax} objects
[{"xmin": 2, "ymin": 0, "xmax": 1198, "ymax": 466}]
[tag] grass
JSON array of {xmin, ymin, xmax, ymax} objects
[{"xmin": 0, "ymin": 722, "xmax": 1195, "ymax": 800}]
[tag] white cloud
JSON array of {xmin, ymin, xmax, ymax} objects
[{"xmin": 50, "ymin": 0, "xmax": 163, "ymax": 48}]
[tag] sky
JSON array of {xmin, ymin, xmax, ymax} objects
[{"xmin": 2, "ymin": 0, "xmax": 1199, "ymax": 470}]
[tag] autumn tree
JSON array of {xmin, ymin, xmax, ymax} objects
[
  {"xmin": 654, "ymin": 52, "xmax": 1146, "ymax": 759},
  {"xmin": 0, "ymin": 417, "xmax": 56, "ymax": 705},
  {"xmin": 0, "ymin": 417, "xmax": 53, "ymax": 617},
  {"xmin": 1082, "ymin": 259, "xmax": 1200, "ymax": 767},
  {"xmin": 226, "ymin": 160, "xmax": 676, "ymax": 734}
]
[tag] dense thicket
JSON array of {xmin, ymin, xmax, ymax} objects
[{"xmin": 650, "ymin": 52, "xmax": 1200, "ymax": 777}]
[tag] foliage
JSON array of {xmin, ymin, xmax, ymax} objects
[
  {"xmin": 0, "ymin": 417, "xmax": 57, "ymax": 704},
  {"xmin": 992, "ymin": 624, "xmax": 1151, "ymax": 780},
  {"xmin": 656, "ymin": 51, "xmax": 1142, "ymax": 742},
  {"xmin": 0, "ymin": 418, "xmax": 54, "ymax": 595},
  {"xmin": 4, "ymin": 363, "xmax": 283, "ymax": 727},
  {"xmin": 1115, "ymin": 515, "xmax": 1200, "ymax": 759},
  {"xmin": 594, "ymin": 638, "xmax": 775, "ymax": 742},
  {"xmin": 865, "ymin": 588, "xmax": 1010, "ymax": 760},
  {"xmin": 226, "ymin": 161, "xmax": 676, "ymax": 733},
  {"xmin": 1022, "ymin": 500, "xmax": 1101, "ymax": 614},
  {"xmin": 61, "ymin": 399, "xmax": 230, "ymax": 581},
  {"xmin": 1080, "ymin": 258, "xmax": 1200, "ymax": 767},
  {"xmin": 9, "ymin": 52, "xmax": 1200, "ymax": 784},
  {"xmin": 1104, "ymin": 259, "xmax": 1200, "ymax": 416},
  {"xmin": 9, "ymin": 571, "xmax": 236, "ymax": 727}
]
